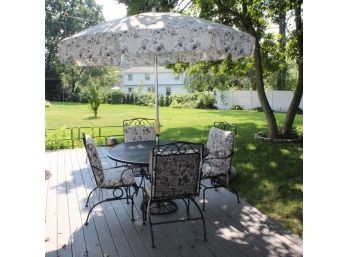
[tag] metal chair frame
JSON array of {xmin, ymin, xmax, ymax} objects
[
  {"xmin": 122, "ymin": 117, "xmax": 157, "ymax": 182},
  {"xmin": 82, "ymin": 133, "xmax": 139, "ymax": 225},
  {"xmin": 142, "ymin": 141, "xmax": 207, "ymax": 248},
  {"xmin": 201, "ymin": 122, "xmax": 240, "ymax": 211}
]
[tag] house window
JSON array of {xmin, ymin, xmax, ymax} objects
[
  {"xmin": 128, "ymin": 87, "xmax": 132, "ymax": 93},
  {"xmin": 174, "ymin": 74, "xmax": 180, "ymax": 80},
  {"xmin": 127, "ymin": 74, "xmax": 133, "ymax": 81},
  {"xmin": 147, "ymin": 87, "xmax": 155, "ymax": 93},
  {"xmin": 166, "ymin": 87, "xmax": 171, "ymax": 96},
  {"xmin": 145, "ymin": 73, "xmax": 150, "ymax": 80}
]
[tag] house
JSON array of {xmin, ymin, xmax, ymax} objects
[{"xmin": 121, "ymin": 66, "xmax": 186, "ymax": 96}]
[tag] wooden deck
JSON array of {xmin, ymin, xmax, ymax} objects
[{"xmin": 45, "ymin": 148, "xmax": 303, "ymax": 257}]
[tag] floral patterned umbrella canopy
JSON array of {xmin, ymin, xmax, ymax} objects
[
  {"xmin": 58, "ymin": 12, "xmax": 255, "ymax": 66},
  {"xmin": 58, "ymin": 12, "xmax": 255, "ymax": 131}
]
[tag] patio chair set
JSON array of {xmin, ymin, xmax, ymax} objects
[{"xmin": 82, "ymin": 118, "xmax": 239, "ymax": 248}]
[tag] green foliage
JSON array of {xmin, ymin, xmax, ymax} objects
[
  {"xmin": 85, "ymin": 78, "xmax": 105, "ymax": 117},
  {"xmin": 45, "ymin": 126, "xmax": 72, "ymax": 150},
  {"xmin": 110, "ymin": 89, "xmax": 125, "ymax": 104},
  {"xmin": 136, "ymin": 93, "xmax": 155, "ymax": 106},
  {"xmin": 169, "ymin": 92, "xmax": 215, "ymax": 109},
  {"xmin": 231, "ymin": 105, "xmax": 244, "ymax": 110},
  {"xmin": 252, "ymin": 106, "xmax": 264, "ymax": 112},
  {"xmin": 159, "ymin": 95, "xmax": 165, "ymax": 107},
  {"xmin": 45, "ymin": 0, "xmax": 103, "ymax": 85},
  {"xmin": 118, "ymin": 0, "xmax": 179, "ymax": 15},
  {"xmin": 194, "ymin": 92, "xmax": 215, "ymax": 109},
  {"xmin": 165, "ymin": 95, "xmax": 171, "ymax": 107}
]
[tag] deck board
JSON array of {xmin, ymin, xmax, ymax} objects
[{"xmin": 45, "ymin": 148, "xmax": 303, "ymax": 257}]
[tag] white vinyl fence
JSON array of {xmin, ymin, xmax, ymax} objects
[{"xmin": 214, "ymin": 90, "xmax": 303, "ymax": 112}]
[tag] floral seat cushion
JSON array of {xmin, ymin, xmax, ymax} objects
[
  {"xmin": 102, "ymin": 167, "xmax": 136, "ymax": 187},
  {"xmin": 124, "ymin": 125, "xmax": 156, "ymax": 143},
  {"xmin": 85, "ymin": 135, "xmax": 136, "ymax": 187},
  {"xmin": 202, "ymin": 162, "xmax": 237, "ymax": 179}
]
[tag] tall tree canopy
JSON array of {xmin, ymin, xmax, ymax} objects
[{"xmin": 45, "ymin": 0, "xmax": 104, "ymax": 99}]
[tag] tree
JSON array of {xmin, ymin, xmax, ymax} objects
[
  {"xmin": 45, "ymin": 0, "xmax": 104, "ymax": 99},
  {"xmin": 76, "ymin": 67, "xmax": 118, "ymax": 116},
  {"xmin": 118, "ymin": 0, "xmax": 178, "ymax": 15},
  {"xmin": 86, "ymin": 78, "xmax": 104, "ymax": 117},
  {"xmin": 281, "ymin": 0, "xmax": 302, "ymax": 137}
]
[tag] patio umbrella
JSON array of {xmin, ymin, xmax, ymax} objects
[{"xmin": 58, "ymin": 12, "xmax": 255, "ymax": 135}]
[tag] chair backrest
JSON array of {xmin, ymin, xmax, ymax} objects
[
  {"xmin": 82, "ymin": 133, "xmax": 104, "ymax": 186},
  {"xmin": 123, "ymin": 118, "xmax": 157, "ymax": 143},
  {"xmin": 206, "ymin": 127, "xmax": 235, "ymax": 171},
  {"xmin": 213, "ymin": 121, "xmax": 237, "ymax": 135},
  {"xmin": 149, "ymin": 142, "xmax": 203, "ymax": 201}
]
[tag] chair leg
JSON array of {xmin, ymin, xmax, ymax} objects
[
  {"xmin": 126, "ymin": 187, "xmax": 130, "ymax": 204},
  {"xmin": 190, "ymin": 197, "xmax": 207, "ymax": 241},
  {"xmin": 202, "ymin": 186, "xmax": 208, "ymax": 211},
  {"xmin": 85, "ymin": 198, "xmax": 109, "ymax": 225},
  {"xmin": 230, "ymin": 186, "xmax": 241, "ymax": 203},
  {"xmin": 141, "ymin": 189, "xmax": 148, "ymax": 225},
  {"xmin": 85, "ymin": 187, "xmax": 98, "ymax": 207},
  {"xmin": 131, "ymin": 189, "xmax": 137, "ymax": 222},
  {"xmin": 148, "ymin": 214, "xmax": 156, "ymax": 248}
]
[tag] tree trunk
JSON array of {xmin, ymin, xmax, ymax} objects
[
  {"xmin": 282, "ymin": 0, "xmax": 303, "ymax": 137},
  {"xmin": 276, "ymin": 10, "xmax": 287, "ymax": 90},
  {"xmin": 253, "ymin": 37, "xmax": 279, "ymax": 139}
]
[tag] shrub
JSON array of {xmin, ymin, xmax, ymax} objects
[
  {"xmin": 165, "ymin": 95, "xmax": 171, "ymax": 106},
  {"xmin": 231, "ymin": 104, "xmax": 244, "ymax": 110},
  {"xmin": 110, "ymin": 89, "xmax": 125, "ymax": 104},
  {"xmin": 194, "ymin": 92, "xmax": 215, "ymax": 109},
  {"xmin": 252, "ymin": 106, "xmax": 263, "ymax": 112},
  {"xmin": 159, "ymin": 94, "xmax": 165, "ymax": 107},
  {"xmin": 136, "ymin": 93, "xmax": 154, "ymax": 106},
  {"xmin": 45, "ymin": 126, "xmax": 72, "ymax": 150},
  {"xmin": 170, "ymin": 99, "xmax": 183, "ymax": 108},
  {"xmin": 169, "ymin": 92, "xmax": 215, "ymax": 109}
]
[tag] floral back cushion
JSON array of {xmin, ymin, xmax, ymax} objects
[
  {"xmin": 206, "ymin": 127, "xmax": 235, "ymax": 169},
  {"xmin": 85, "ymin": 135, "xmax": 104, "ymax": 185},
  {"xmin": 124, "ymin": 125, "xmax": 156, "ymax": 143},
  {"xmin": 150, "ymin": 153, "xmax": 201, "ymax": 200}
]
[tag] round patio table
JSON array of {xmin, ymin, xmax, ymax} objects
[{"xmin": 107, "ymin": 140, "xmax": 208, "ymax": 215}]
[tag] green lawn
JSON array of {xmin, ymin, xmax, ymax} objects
[{"xmin": 46, "ymin": 102, "xmax": 303, "ymax": 236}]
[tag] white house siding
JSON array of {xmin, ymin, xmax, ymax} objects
[
  {"xmin": 121, "ymin": 67, "xmax": 186, "ymax": 95},
  {"xmin": 215, "ymin": 90, "xmax": 303, "ymax": 112}
]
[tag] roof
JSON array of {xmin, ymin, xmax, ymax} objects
[{"xmin": 121, "ymin": 66, "xmax": 175, "ymax": 73}]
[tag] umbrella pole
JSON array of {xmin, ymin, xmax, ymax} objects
[{"xmin": 154, "ymin": 56, "xmax": 159, "ymax": 143}]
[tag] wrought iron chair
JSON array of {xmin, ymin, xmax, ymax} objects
[
  {"xmin": 200, "ymin": 122, "xmax": 240, "ymax": 211},
  {"xmin": 82, "ymin": 133, "xmax": 139, "ymax": 224},
  {"xmin": 123, "ymin": 118, "xmax": 157, "ymax": 143},
  {"xmin": 123, "ymin": 117, "xmax": 158, "ymax": 182},
  {"xmin": 142, "ymin": 142, "xmax": 207, "ymax": 248}
]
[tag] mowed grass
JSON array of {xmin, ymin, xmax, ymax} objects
[{"xmin": 46, "ymin": 102, "xmax": 303, "ymax": 236}]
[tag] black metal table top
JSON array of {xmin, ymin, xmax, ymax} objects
[{"xmin": 107, "ymin": 140, "xmax": 208, "ymax": 166}]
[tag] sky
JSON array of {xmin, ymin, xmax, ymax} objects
[{"xmin": 95, "ymin": 0, "xmax": 127, "ymax": 21}]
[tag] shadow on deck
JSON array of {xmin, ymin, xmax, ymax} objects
[{"xmin": 45, "ymin": 148, "xmax": 302, "ymax": 257}]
